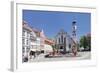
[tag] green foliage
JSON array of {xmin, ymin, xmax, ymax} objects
[{"xmin": 79, "ymin": 35, "xmax": 91, "ymax": 50}]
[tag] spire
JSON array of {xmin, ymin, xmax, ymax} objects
[
  {"xmin": 72, "ymin": 18, "xmax": 77, "ymax": 43},
  {"xmin": 40, "ymin": 29, "xmax": 46, "ymax": 38}
]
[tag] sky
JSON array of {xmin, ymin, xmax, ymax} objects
[{"xmin": 23, "ymin": 10, "xmax": 91, "ymax": 40}]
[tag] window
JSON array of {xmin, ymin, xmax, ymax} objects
[
  {"xmin": 22, "ymin": 39, "xmax": 25, "ymax": 45},
  {"xmin": 61, "ymin": 35, "xmax": 63, "ymax": 43},
  {"xmin": 27, "ymin": 32, "xmax": 30, "ymax": 38},
  {"xmin": 26, "ymin": 47, "xmax": 30, "ymax": 52},
  {"xmin": 59, "ymin": 38, "xmax": 60, "ymax": 44},
  {"xmin": 22, "ymin": 47, "xmax": 25, "ymax": 53},
  {"xmin": 64, "ymin": 37, "xmax": 66, "ymax": 44},
  {"xmin": 23, "ymin": 30, "xmax": 25, "ymax": 36},
  {"xmin": 26, "ymin": 39, "xmax": 29, "ymax": 45},
  {"xmin": 69, "ymin": 44, "xmax": 71, "ymax": 48}
]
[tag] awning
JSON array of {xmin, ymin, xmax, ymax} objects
[
  {"xmin": 30, "ymin": 44, "xmax": 53, "ymax": 52},
  {"xmin": 30, "ymin": 45, "xmax": 41, "ymax": 51},
  {"xmin": 30, "ymin": 48, "xmax": 37, "ymax": 51},
  {"xmin": 44, "ymin": 44, "xmax": 53, "ymax": 52}
]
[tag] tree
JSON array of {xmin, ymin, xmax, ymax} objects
[
  {"xmin": 86, "ymin": 34, "xmax": 91, "ymax": 50},
  {"xmin": 79, "ymin": 35, "xmax": 91, "ymax": 51},
  {"xmin": 80, "ymin": 36, "xmax": 87, "ymax": 48}
]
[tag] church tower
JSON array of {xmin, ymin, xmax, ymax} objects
[
  {"xmin": 72, "ymin": 20, "xmax": 77, "ymax": 42},
  {"xmin": 72, "ymin": 20, "xmax": 78, "ymax": 56}
]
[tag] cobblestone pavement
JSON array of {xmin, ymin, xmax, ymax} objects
[{"xmin": 29, "ymin": 51, "xmax": 91, "ymax": 62}]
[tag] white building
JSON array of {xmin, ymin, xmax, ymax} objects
[
  {"xmin": 22, "ymin": 21, "xmax": 48, "ymax": 61},
  {"xmin": 55, "ymin": 29, "xmax": 76, "ymax": 53},
  {"xmin": 22, "ymin": 21, "xmax": 55, "ymax": 62},
  {"xmin": 23, "ymin": 21, "xmax": 42, "ymax": 60},
  {"xmin": 22, "ymin": 21, "xmax": 33, "ymax": 61}
]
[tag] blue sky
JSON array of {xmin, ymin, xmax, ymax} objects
[{"xmin": 23, "ymin": 10, "xmax": 91, "ymax": 40}]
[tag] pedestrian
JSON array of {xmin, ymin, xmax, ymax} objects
[{"xmin": 30, "ymin": 50, "xmax": 36, "ymax": 59}]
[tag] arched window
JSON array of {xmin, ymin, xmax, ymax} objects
[
  {"xmin": 69, "ymin": 44, "xmax": 71, "ymax": 48},
  {"xmin": 59, "ymin": 38, "xmax": 60, "ymax": 44},
  {"xmin": 61, "ymin": 35, "xmax": 63, "ymax": 43},
  {"xmin": 64, "ymin": 37, "xmax": 66, "ymax": 44}
]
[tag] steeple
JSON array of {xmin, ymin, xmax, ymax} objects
[
  {"xmin": 72, "ymin": 19, "xmax": 77, "ymax": 43},
  {"xmin": 40, "ymin": 29, "xmax": 46, "ymax": 38}
]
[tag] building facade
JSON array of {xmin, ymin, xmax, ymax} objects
[
  {"xmin": 22, "ymin": 21, "xmax": 33, "ymax": 61},
  {"xmin": 22, "ymin": 21, "xmax": 54, "ymax": 62},
  {"xmin": 22, "ymin": 21, "xmax": 43, "ymax": 60},
  {"xmin": 55, "ymin": 29, "xmax": 76, "ymax": 53}
]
